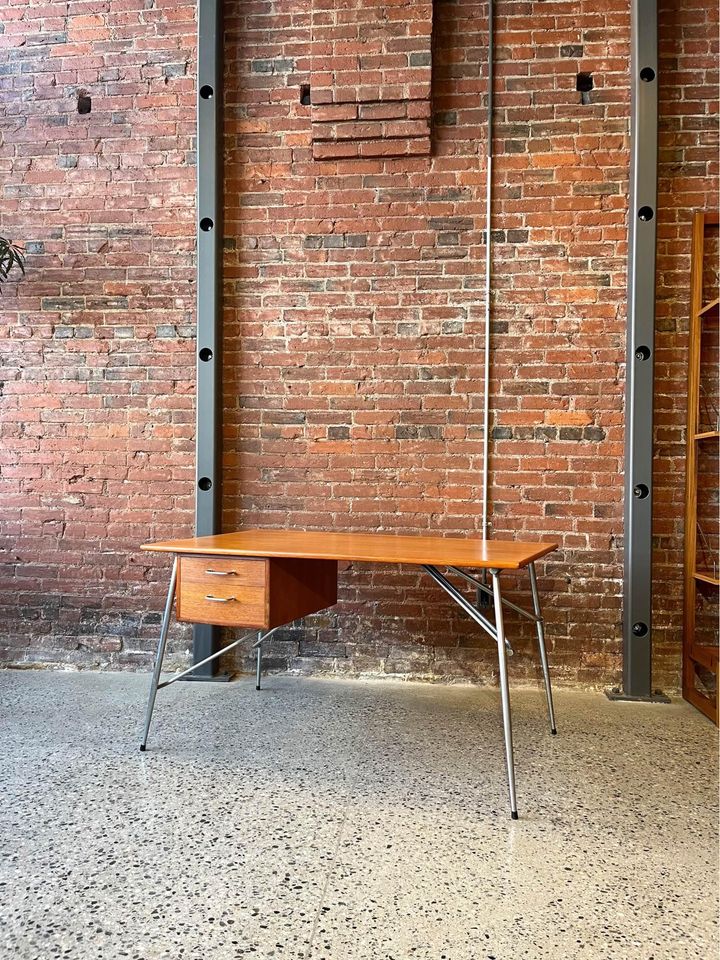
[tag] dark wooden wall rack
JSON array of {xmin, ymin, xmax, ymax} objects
[{"xmin": 682, "ymin": 210, "xmax": 719, "ymax": 724}]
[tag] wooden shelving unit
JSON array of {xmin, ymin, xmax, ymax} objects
[
  {"xmin": 698, "ymin": 296, "xmax": 719, "ymax": 318},
  {"xmin": 694, "ymin": 571, "xmax": 720, "ymax": 587},
  {"xmin": 683, "ymin": 210, "xmax": 719, "ymax": 724}
]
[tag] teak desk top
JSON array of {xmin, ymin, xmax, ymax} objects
[{"xmin": 142, "ymin": 530, "xmax": 557, "ymax": 571}]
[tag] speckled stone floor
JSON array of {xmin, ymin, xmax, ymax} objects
[{"xmin": 0, "ymin": 671, "xmax": 717, "ymax": 960}]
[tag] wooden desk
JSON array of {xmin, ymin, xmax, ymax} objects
[{"xmin": 139, "ymin": 530, "xmax": 559, "ymax": 819}]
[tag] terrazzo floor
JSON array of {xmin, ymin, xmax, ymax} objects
[{"xmin": 0, "ymin": 670, "xmax": 717, "ymax": 960}]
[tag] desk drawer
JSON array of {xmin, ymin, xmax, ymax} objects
[{"xmin": 177, "ymin": 556, "xmax": 268, "ymax": 627}]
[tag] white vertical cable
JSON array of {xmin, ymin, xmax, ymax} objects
[{"xmin": 481, "ymin": 0, "xmax": 494, "ymax": 541}]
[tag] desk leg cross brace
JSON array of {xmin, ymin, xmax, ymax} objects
[
  {"xmin": 423, "ymin": 563, "xmax": 557, "ymax": 820},
  {"xmin": 139, "ymin": 558, "xmax": 279, "ymax": 752}
]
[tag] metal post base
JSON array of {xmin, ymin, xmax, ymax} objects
[
  {"xmin": 179, "ymin": 673, "xmax": 231, "ymax": 683},
  {"xmin": 605, "ymin": 687, "xmax": 670, "ymax": 704}
]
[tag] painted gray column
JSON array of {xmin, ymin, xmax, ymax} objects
[
  {"xmin": 192, "ymin": 0, "xmax": 224, "ymax": 675},
  {"xmin": 622, "ymin": 0, "xmax": 658, "ymax": 698}
]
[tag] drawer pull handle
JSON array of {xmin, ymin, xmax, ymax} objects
[
  {"xmin": 205, "ymin": 569, "xmax": 238, "ymax": 576},
  {"xmin": 204, "ymin": 595, "xmax": 237, "ymax": 603}
]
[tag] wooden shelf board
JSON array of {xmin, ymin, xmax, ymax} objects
[
  {"xmin": 689, "ymin": 644, "xmax": 719, "ymax": 672},
  {"xmin": 694, "ymin": 570, "xmax": 720, "ymax": 586},
  {"xmin": 684, "ymin": 212, "xmax": 719, "ymax": 726},
  {"xmin": 683, "ymin": 682, "xmax": 718, "ymax": 724},
  {"xmin": 698, "ymin": 296, "xmax": 719, "ymax": 318}
]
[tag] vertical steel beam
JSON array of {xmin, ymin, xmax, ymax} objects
[
  {"xmin": 192, "ymin": 0, "xmax": 224, "ymax": 676},
  {"xmin": 621, "ymin": 0, "xmax": 658, "ymax": 698}
]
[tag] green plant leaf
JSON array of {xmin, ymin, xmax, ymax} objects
[{"xmin": 0, "ymin": 237, "xmax": 26, "ymax": 290}]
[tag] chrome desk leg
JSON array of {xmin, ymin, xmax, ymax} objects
[
  {"xmin": 255, "ymin": 632, "xmax": 263, "ymax": 690},
  {"xmin": 424, "ymin": 563, "xmax": 519, "ymax": 818},
  {"xmin": 490, "ymin": 569, "xmax": 518, "ymax": 820},
  {"xmin": 140, "ymin": 558, "xmax": 177, "ymax": 752},
  {"xmin": 528, "ymin": 561, "xmax": 557, "ymax": 735}
]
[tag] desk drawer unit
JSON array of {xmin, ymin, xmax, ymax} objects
[
  {"xmin": 176, "ymin": 555, "xmax": 338, "ymax": 629},
  {"xmin": 177, "ymin": 557, "xmax": 266, "ymax": 627}
]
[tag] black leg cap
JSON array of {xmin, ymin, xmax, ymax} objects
[
  {"xmin": 139, "ymin": 744, "xmax": 146, "ymax": 752},
  {"xmin": 255, "ymin": 685, "xmax": 261, "ymax": 691},
  {"xmin": 511, "ymin": 811, "xmax": 519, "ymax": 820},
  {"xmin": 551, "ymin": 728, "xmax": 557, "ymax": 735}
]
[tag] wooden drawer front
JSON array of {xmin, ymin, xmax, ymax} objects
[{"xmin": 177, "ymin": 556, "xmax": 268, "ymax": 627}]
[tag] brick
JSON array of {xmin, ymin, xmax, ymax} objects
[
  {"xmin": 359, "ymin": 102, "xmax": 407, "ymax": 121},
  {"xmin": 313, "ymin": 141, "xmax": 359, "ymax": 160},
  {"xmin": 313, "ymin": 104, "xmax": 358, "ymax": 123},
  {"xmin": 428, "ymin": 217, "xmax": 474, "ymax": 232},
  {"xmin": 251, "ymin": 58, "xmax": 295, "ymax": 74},
  {"xmin": 42, "ymin": 297, "xmax": 86, "ymax": 312},
  {"xmin": 162, "ymin": 63, "xmax": 187, "ymax": 78}
]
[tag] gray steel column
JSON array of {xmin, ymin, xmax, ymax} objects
[
  {"xmin": 621, "ymin": 0, "xmax": 658, "ymax": 698},
  {"xmin": 192, "ymin": 0, "xmax": 224, "ymax": 676}
]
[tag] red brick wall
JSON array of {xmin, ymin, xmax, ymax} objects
[
  {"xmin": 224, "ymin": 0, "xmax": 633, "ymax": 686},
  {"xmin": 0, "ymin": 0, "xmax": 198, "ymax": 667},
  {"xmin": 0, "ymin": 0, "xmax": 717, "ymax": 691}
]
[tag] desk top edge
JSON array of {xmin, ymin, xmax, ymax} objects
[{"xmin": 140, "ymin": 530, "xmax": 558, "ymax": 570}]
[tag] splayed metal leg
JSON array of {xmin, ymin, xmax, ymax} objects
[
  {"xmin": 423, "ymin": 563, "xmax": 520, "ymax": 819},
  {"xmin": 140, "ymin": 558, "xmax": 178, "ymax": 752},
  {"xmin": 528, "ymin": 561, "xmax": 557, "ymax": 735},
  {"xmin": 255, "ymin": 633, "xmax": 263, "ymax": 690},
  {"xmin": 490, "ymin": 569, "xmax": 518, "ymax": 819},
  {"xmin": 139, "ymin": 561, "xmax": 281, "ymax": 748}
]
